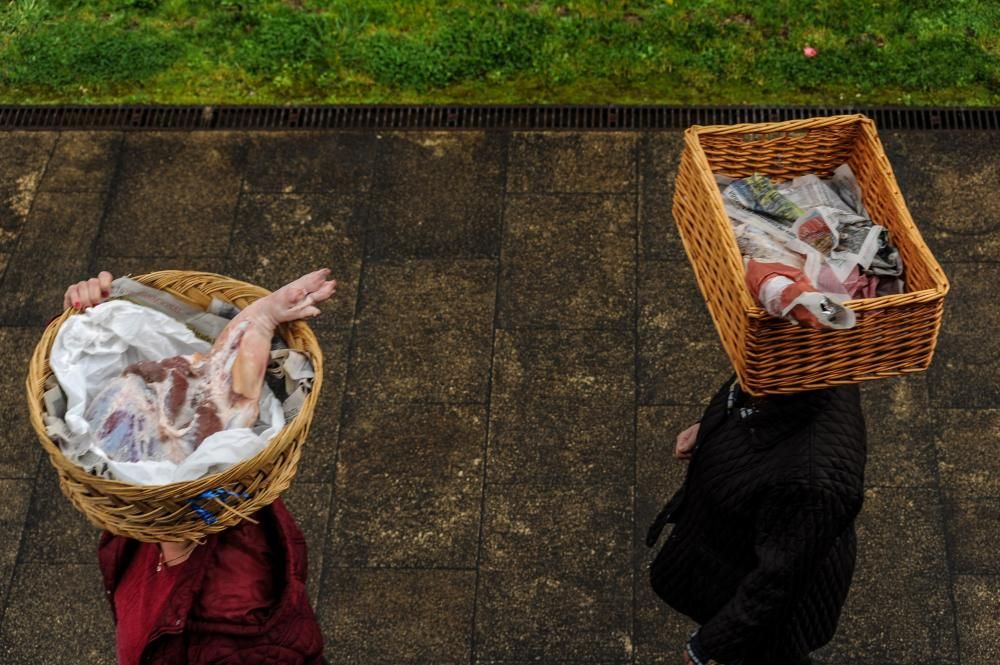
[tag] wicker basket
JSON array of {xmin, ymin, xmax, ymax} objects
[
  {"xmin": 672, "ymin": 114, "xmax": 949, "ymax": 395},
  {"xmin": 25, "ymin": 271, "xmax": 323, "ymax": 542}
]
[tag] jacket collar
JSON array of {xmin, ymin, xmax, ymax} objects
[{"xmin": 728, "ymin": 381, "xmax": 832, "ymax": 447}]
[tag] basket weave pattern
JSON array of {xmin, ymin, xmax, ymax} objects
[
  {"xmin": 26, "ymin": 271, "xmax": 323, "ymax": 542},
  {"xmin": 672, "ymin": 114, "xmax": 949, "ymax": 395}
]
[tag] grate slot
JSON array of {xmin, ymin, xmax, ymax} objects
[{"xmin": 1, "ymin": 104, "xmax": 997, "ymax": 131}]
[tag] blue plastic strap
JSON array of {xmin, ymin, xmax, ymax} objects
[{"xmin": 186, "ymin": 487, "xmax": 250, "ymax": 525}]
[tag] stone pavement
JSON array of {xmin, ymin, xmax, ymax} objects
[{"xmin": 0, "ymin": 127, "xmax": 996, "ymax": 664}]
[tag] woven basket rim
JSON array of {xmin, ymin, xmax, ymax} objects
[
  {"xmin": 686, "ymin": 114, "xmax": 949, "ymax": 299},
  {"xmin": 26, "ymin": 270, "xmax": 323, "ymax": 495},
  {"xmin": 742, "ymin": 284, "xmax": 951, "ymax": 319},
  {"xmin": 686, "ymin": 113, "xmax": 871, "ymax": 136}
]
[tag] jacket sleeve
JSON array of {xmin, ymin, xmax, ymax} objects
[{"xmin": 695, "ymin": 482, "xmax": 856, "ymax": 662}]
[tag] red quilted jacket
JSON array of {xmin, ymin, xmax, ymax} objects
[{"xmin": 98, "ymin": 499, "xmax": 324, "ymax": 664}]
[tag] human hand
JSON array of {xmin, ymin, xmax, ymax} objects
[
  {"xmin": 63, "ymin": 271, "xmax": 113, "ymax": 311},
  {"xmin": 674, "ymin": 422, "xmax": 700, "ymax": 461},
  {"xmin": 682, "ymin": 648, "xmax": 694, "ymax": 665}
]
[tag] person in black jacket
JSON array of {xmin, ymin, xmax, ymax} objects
[{"xmin": 647, "ymin": 376, "xmax": 866, "ymax": 665}]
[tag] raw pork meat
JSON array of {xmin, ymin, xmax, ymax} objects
[{"xmin": 84, "ymin": 269, "xmax": 336, "ymax": 464}]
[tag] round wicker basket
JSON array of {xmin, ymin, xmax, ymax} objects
[{"xmin": 25, "ymin": 271, "xmax": 323, "ymax": 543}]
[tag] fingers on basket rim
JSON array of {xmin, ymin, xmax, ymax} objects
[
  {"xmin": 86, "ymin": 278, "xmax": 103, "ymax": 307},
  {"xmin": 65, "ymin": 283, "xmax": 84, "ymax": 309}
]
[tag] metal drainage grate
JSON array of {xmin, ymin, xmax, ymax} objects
[{"xmin": 1, "ymin": 104, "xmax": 998, "ymax": 131}]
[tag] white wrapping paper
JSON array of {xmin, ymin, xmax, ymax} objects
[{"xmin": 48, "ymin": 299, "xmax": 285, "ymax": 485}]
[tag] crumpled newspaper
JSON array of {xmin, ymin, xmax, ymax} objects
[{"xmin": 717, "ymin": 165, "xmax": 904, "ymax": 329}]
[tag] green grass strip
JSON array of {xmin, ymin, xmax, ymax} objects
[{"xmin": 1, "ymin": 0, "xmax": 997, "ymax": 106}]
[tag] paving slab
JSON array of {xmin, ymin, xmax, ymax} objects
[
  {"xmin": 0, "ymin": 479, "xmax": 32, "ymax": 605},
  {"xmin": 366, "ymin": 132, "xmax": 505, "ymax": 260},
  {"xmin": 633, "ymin": 578, "xmax": 698, "ymax": 665},
  {"xmin": 854, "ymin": 486, "xmax": 950, "ymax": 577},
  {"xmin": 634, "ymin": 405, "xmax": 704, "ymax": 664},
  {"xmin": 634, "ymin": 406, "xmax": 701, "ymax": 537},
  {"xmin": 476, "ymin": 481, "xmax": 633, "ymax": 663},
  {"xmin": 815, "ymin": 570, "xmax": 958, "ymax": 665},
  {"xmin": 953, "ymin": 575, "xmax": 1000, "ymax": 665},
  {"xmin": 295, "ymin": 327, "xmax": 351, "ymax": 484},
  {"xmin": 638, "ymin": 260, "xmax": 731, "ymax": 405},
  {"xmin": 355, "ymin": 259, "xmax": 496, "ymax": 332},
  {"xmin": 99, "ymin": 131, "xmax": 245, "ymax": 257},
  {"xmin": 498, "ymin": 193, "xmax": 635, "ymax": 329},
  {"xmin": 639, "ymin": 132, "xmax": 687, "ymax": 260},
  {"xmin": 943, "ymin": 495, "xmax": 1000, "ymax": 575},
  {"xmin": 859, "ymin": 375, "xmax": 937, "ymax": 488},
  {"xmin": 19, "ymin": 470, "xmax": 100, "ymax": 564},
  {"xmin": 281, "ymin": 481, "xmax": 333, "ymax": 609},
  {"xmin": 348, "ymin": 327, "xmax": 494, "ymax": 403},
  {"xmin": 0, "ymin": 256, "xmax": 90, "ymax": 327},
  {"xmin": 91, "ymin": 256, "xmax": 226, "ymax": 276},
  {"xmin": 488, "ymin": 328, "xmax": 633, "ymax": 485},
  {"xmin": 347, "ymin": 259, "xmax": 496, "ymax": 403},
  {"xmin": 883, "ymin": 131, "xmax": 1000, "ymax": 263},
  {"xmin": 38, "ymin": 131, "xmax": 121, "ymax": 193},
  {"xmin": 0, "ymin": 563, "xmax": 116, "ymax": 665},
  {"xmin": 926, "ymin": 262, "xmax": 1000, "ymax": 409},
  {"xmin": 0, "ymin": 132, "xmax": 56, "ymax": 255},
  {"xmin": 330, "ymin": 401, "xmax": 486, "ymax": 568},
  {"xmin": 0, "ymin": 125, "xmax": 996, "ymax": 664},
  {"xmin": 487, "ymin": 398, "xmax": 632, "ymax": 486},
  {"xmin": 0, "ymin": 133, "xmax": 57, "ymax": 187},
  {"xmin": 928, "ymin": 333, "xmax": 1000, "ymax": 408},
  {"xmin": 0, "ymin": 191, "xmax": 105, "ymax": 325},
  {"xmin": 507, "ymin": 132, "xmax": 636, "ymax": 193},
  {"xmin": 938, "ymin": 262, "xmax": 1000, "ymax": 337},
  {"xmin": 491, "ymin": 328, "xmax": 633, "ymax": 406},
  {"xmin": 815, "ymin": 486, "xmax": 958, "ymax": 663},
  {"xmin": 243, "ymin": 131, "xmax": 375, "ymax": 194},
  {"xmin": 0, "ymin": 327, "xmax": 45, "ymax": 479},
  {"xmin": 225, "ymin": 192, "xmax": 367, "ymax": 328},
  {"xmin": 319, "ymin": 567, "xmax": 476, "ymax": 665},
  {"xmin": 933, "ymin": 408, "xmax": 1000, "ymax": 497}
]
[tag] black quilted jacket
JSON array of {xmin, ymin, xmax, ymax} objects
[{"xmin": 647, "ymin": 377, "xmax": 866, "ymax": 664}]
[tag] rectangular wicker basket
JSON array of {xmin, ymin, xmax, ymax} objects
[{"xmin": 672, "ymin": 114, "xmax": 949, "ymax": 396}]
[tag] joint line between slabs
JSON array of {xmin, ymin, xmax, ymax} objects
[
  {"xmin": 630, "ymin": 133, "xmax": 641, "ymax": 665},
  {"xmin": 222, "ymin": 139, "xmax": 251, "ymax": 266},
  {"xmin": 0, "ymin": 447, "xmax": 49, "ymax": 630},
  {"xmin": 314, "ymin": 132, "xmax": 380, "ymax": 615},
  {"xmin": 87, "ymin": 133, "xmax": 128, "ymax": 277},
  {"xmin": 0, "ymin": 132, "xmax": 62, "ymax": 306},
  {"xmin": 926, "ymin": 405, "xmax": 965, "ymax": 661},
  {"xmin": 469, "ymin": 130, "xmax": 511, "ymax": 665}
]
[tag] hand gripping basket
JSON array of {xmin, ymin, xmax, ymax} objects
[
  {"xmin": 672, "ymin": 114, "xmax": 949, "ymax": 395},
  {"xmin": 25, "ymin": 271, "xmax": 323, "ymax": 542}
]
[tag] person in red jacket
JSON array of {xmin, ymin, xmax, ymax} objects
[
  {"xmin": 66, "ymin": 273, "xmax": 325, "ymax": 665},
  {"xmin": 99, "ymin": 499, "xmax": 324, "ymax": 664}
]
